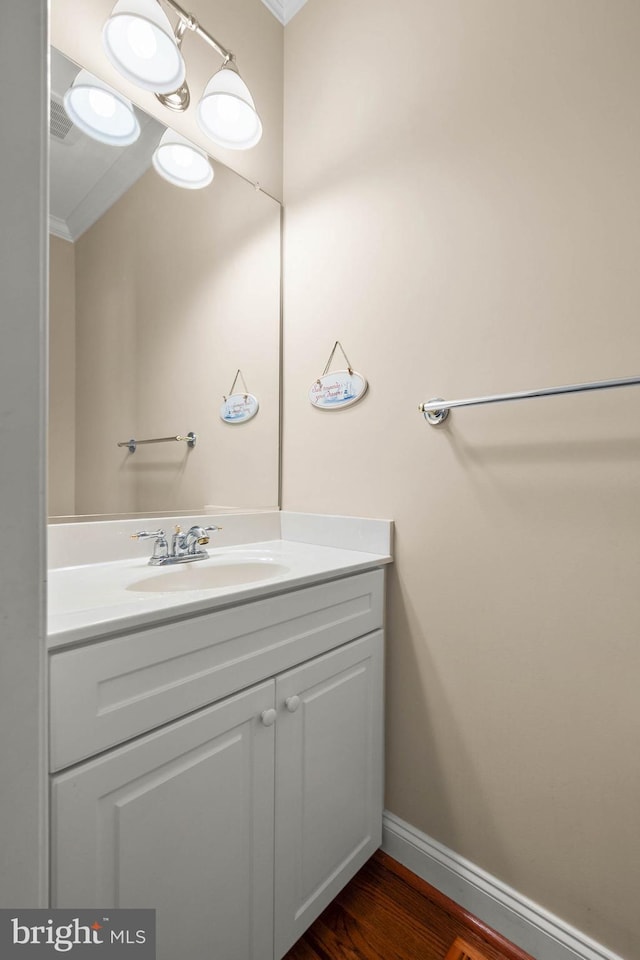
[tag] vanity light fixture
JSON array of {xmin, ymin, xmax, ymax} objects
[
  {"xmin": 63, "ymin": 69, "xmax": 141, "ymax": 146},
  {"xmin": 152, "ymin": 128, "xmax": 214, "ymax": 189},
  {"xmin": 102, "ymin": 0, "xmax": 186, "ymax": 94},
  {"xmin": 102, "ymin": 0, "xmax": 262, "ymax": 150}
]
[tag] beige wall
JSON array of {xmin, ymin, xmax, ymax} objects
[
  {"xmin": 283, "ymin": 1, "xmax": 640, "ymax": 957},
  {"xmin": 69, "ymin": 161, "xmax": 280, "ymax": 516},
  {"xmin": 49, "ymin": 235, "xmax": 76, "ymax": 516},
  {"xmin": 51, "ymin": 0, "xmax": 284, "ymax": 200}
]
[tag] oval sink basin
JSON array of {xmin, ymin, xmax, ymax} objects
[{"xmin": 127, "ymin": 559, "xmax": 290, "ymax": 593}]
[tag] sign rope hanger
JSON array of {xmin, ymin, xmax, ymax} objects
[
  {"xmin": 220, "ymin": 369, "xmax": 259, "ymax": 423},
  {"xmin": 309, "ymin": 341, "xmax": 368, "ymax": 410}
]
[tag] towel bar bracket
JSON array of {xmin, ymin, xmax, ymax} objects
[{"xmin": 421, "ymin": 399, "xmax": 450, "ymax": 425}]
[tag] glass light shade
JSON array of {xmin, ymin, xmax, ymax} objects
[
  {"xmin": 102, "ymin": 0, "xmax": 186, "ymax": 94},
  {"xmin": 63, "ymin": 70, "xmax": 140, "ymax": 146},
  {"xmin": 197, "ymin": 64, "xmax": 263, "ymax": 150},
  {"xmin": 152, "ymin": 129, "xmax": 214, "ymax": 189}
]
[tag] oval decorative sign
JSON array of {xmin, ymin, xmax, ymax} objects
[
  {"xmin": 219, "ymin": 393, "xmax": 259, "ymax": 423},
  {"xmin": 309, "ymin": 370, "xmax": 368, "ymax": 410}
]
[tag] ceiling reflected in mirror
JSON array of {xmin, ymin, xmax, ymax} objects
[{"xmin": 50, "ymin": 47, "xmax": 166, "ymax": 241}]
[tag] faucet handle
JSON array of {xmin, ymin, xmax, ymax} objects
[
  {"xmin": 132, "ymin": 529, "xmax": 169, "ymax": 563},
  {"xmin": 204, "ymin": 525, "xmax": 223, "ymax": 533}
]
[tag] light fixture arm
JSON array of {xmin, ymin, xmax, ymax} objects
[{"xmin": 161, "ymin": 0, "xmax": 234, "ymax": 64}]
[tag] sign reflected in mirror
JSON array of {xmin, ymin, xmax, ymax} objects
[{"xmin": 48, "ymin": 49, "xmax": 281, "ymax": 520}]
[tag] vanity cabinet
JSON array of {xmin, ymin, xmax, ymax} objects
[{"xmin": 49, "ymin": 570, "xmax": 384, "ymax": 960}]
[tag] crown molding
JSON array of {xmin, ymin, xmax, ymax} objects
[
  {"xmin": 260, "ymin": 0, "xmax": 310, "ymax": 25},
  {"xmin": 49, "ymin": 215, "xmax": 74, "ymax": 243}
]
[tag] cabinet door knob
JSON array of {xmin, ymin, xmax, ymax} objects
[
  {"xmin": 285, "ymin": 695, "xmax": 300, "ymax": 713},
  {"xmin": 260, "ymin": 708, "xmax": 277, "ymax": 727}
]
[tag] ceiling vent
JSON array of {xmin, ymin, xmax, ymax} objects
[{"xmin": 50, "ymin": 96, "xmax": 80, "ymax": 145}]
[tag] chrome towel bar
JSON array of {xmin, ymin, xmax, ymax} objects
[
  {"xmin": 117, "ymin": 432, "xmax": 197, "ymax": 453},
  {"xmin": 419, "ymin": 375, "xmax": 640, "ymax": 424}
]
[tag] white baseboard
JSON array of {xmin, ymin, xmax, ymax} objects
[{"xmin": 382, "ymin": 812, "xmax": 624, "ymax": 960}]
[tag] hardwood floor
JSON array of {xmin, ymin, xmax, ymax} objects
[{"xmin": 283, "ymin": 851, "xmax": 536, "ymax": 960}]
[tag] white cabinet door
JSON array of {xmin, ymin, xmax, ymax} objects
[
  {"xmin": 274, "ymin": 631, "xmax": 384, "ymax": 958},
  {"xmin": 52, "ymin": 681, "xmax": 276, "ymax": 960}
]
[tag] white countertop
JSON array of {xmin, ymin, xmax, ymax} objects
[{"xmin": 48, "ymin": 539, "xmax": 392, "ymax": 649}]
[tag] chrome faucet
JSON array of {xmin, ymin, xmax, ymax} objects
[
  {"xmin": 185, "ymin": 526, "xmax": 214, "ymax": 554},
  {"xmin": 132, "ymin": 523, "xmax": 222, "ymax": 565}
]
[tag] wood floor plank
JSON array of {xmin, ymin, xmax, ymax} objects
[
  {"xmin": 336, "ymin": 877, "xmax": 455, "ymax": 957},
  {"xmin": 336, "ymin": 860, "xmax": 506, "ymax": 960},
  {"xmin": 283, "ymin": 852, "xmax": 536, "ymax": 960},
  {"xmin": 316, "ymin": 902, "xmax": 416, "ymax": 960},
  {"xmin": 375, "ymin": 853, "xmax": 535, "ymax": 960}
]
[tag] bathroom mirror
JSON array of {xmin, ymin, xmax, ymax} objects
[{"xmin": 48, "ymin": 48, "xmax": 281, "ymax": 521}]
